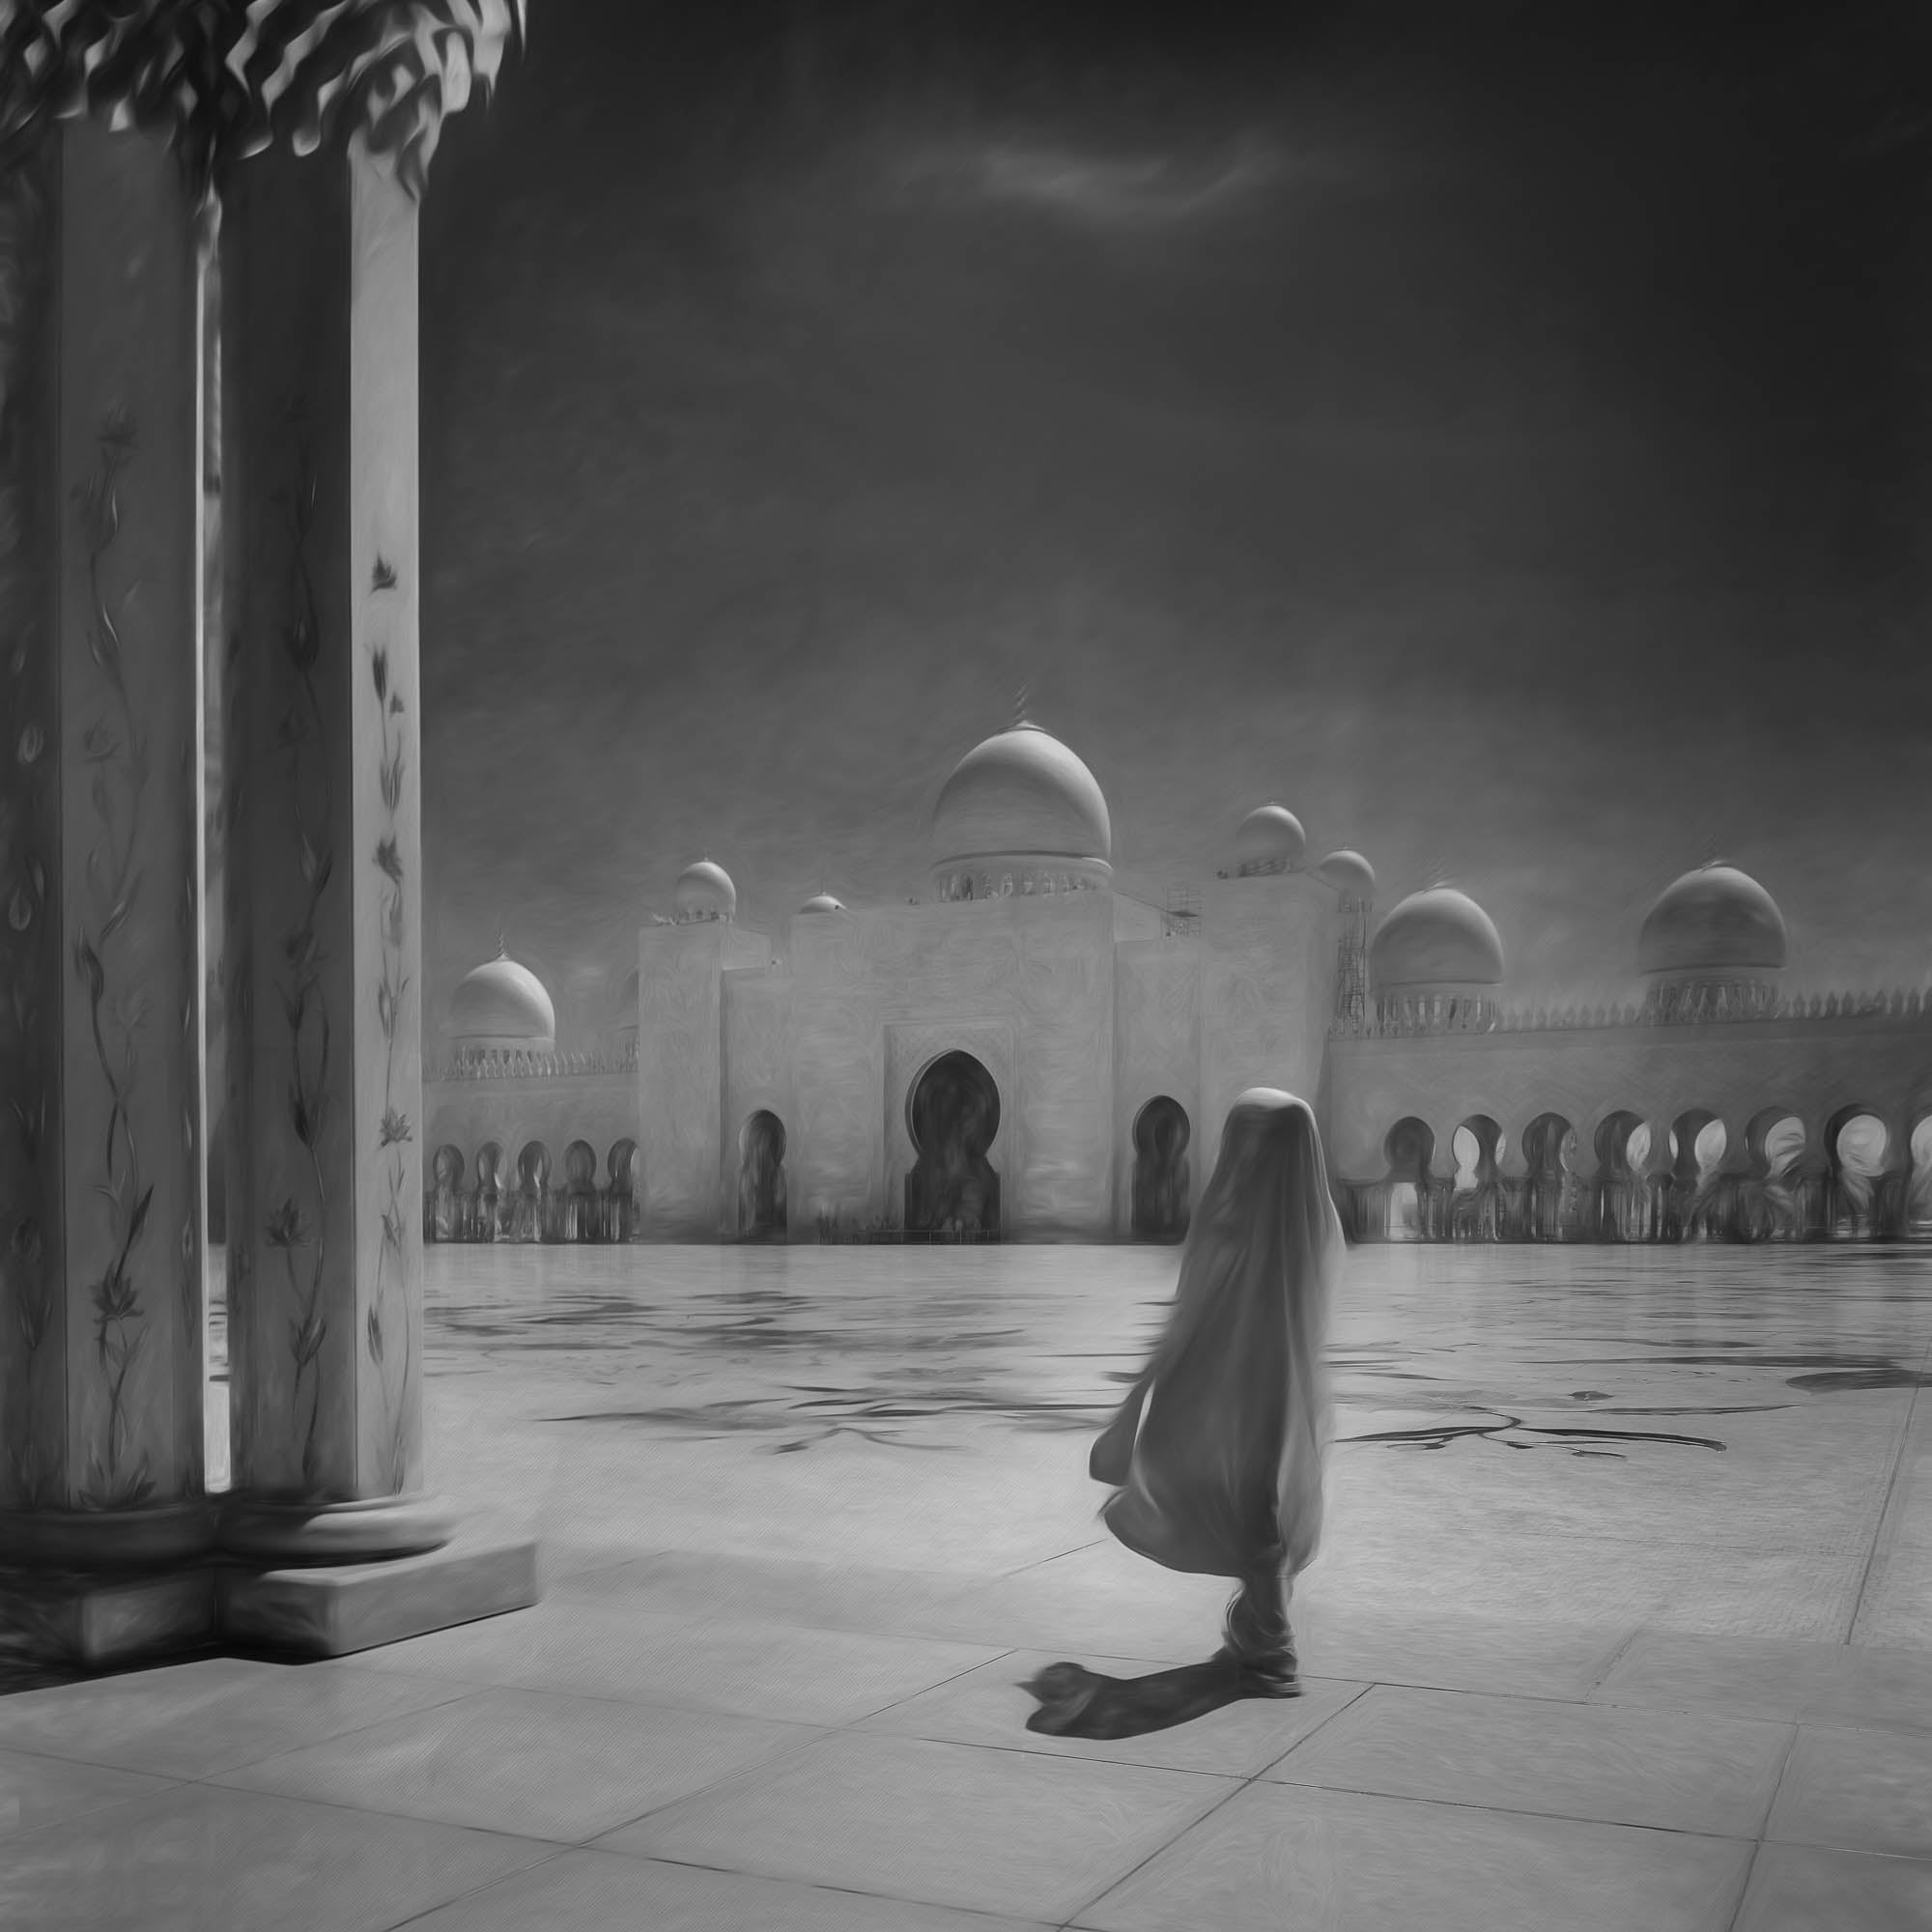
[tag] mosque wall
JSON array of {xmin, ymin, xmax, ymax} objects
[
  {"xmin": 1196, "ymin": 874, "xmax": 1342, "ymax": 1186},
  {"xmin": 721, "ymin": 968, "xmax": 797, "ymax": 1235},
  {"xmin": 1113, "ymin": 940, "xmax": 1202, "ymax": 1233},
  {"xmin": 782, "ymin": 889, "xmax": 1119, "ymax": 1238},
  {"xmin": 637, "ymin": 921, "xmax": 772, "ymax": 1237},
  {"xmin": 1326, "ymin": 1009, "xmax": 1932, "ymax": 1180}
]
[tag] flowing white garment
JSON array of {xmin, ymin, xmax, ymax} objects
[{"xmin": 1094, "ymin": 1089, "xmax": 1345, "ymax": 1580}]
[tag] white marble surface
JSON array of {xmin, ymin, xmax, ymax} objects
[{"xmin": 43, "ymin": 1236, "xmax": 1928, "ymax": 1930}]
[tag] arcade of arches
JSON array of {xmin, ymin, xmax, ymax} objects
[{"xmin": 1349, "ymin": 1105, "xmax": 1932, "ymax": 1243}]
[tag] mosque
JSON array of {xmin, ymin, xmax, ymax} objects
[{"xmin": 423, "ymin": 719, "xmax": 1932, "ymax": 1247}]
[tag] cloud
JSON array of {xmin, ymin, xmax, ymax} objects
[{"xmin": 895, "ymin": 135, "xmax": 1292, "ymax": 230}]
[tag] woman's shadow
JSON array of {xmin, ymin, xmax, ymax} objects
[{"xmin": 1020, "ymin": 1656, "xmax": 1283, "ymax": 1740}]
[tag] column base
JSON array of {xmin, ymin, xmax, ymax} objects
[
  {"xmin": 218, "ymin": 1492, "xmax": 460, "ymax": 1564},
  {"xmin": 0, "ymin": 1564, "xmax": 218, "ymax": 1679},
  {"xmin": 217, "ymin": 1520, "xmax": 539, "ymax": 1659}
]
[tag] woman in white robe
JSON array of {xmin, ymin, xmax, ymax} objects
[{"xmin": 1087, "ymin": 1087, "xmax": 1344, "ymax": 1694}]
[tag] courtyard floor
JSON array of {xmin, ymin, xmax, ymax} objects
[{"xmin": 5, "ymin": 1241, "xmax": 1932, "ymax": 1929}]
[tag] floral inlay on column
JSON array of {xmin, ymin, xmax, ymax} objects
[
  {"xmin": 265, "ymin": 429, "xmax": 334, "ymax": 1494},
  {"xmin": 0, "ymin": 147, "xmax": 55, "ymax": 1510},
  {"xmin": 369, "ymin": 559, "xmax": 415, "ymax": 1493},
  {"xmin": 71, "ymin": 409, "xmax": 159, "ymax": 1512}
]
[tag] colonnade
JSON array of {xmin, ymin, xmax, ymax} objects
[
  {"xmin": 1342, "ymin": 1104, "xmax": 1932, "ymax": 1243},
  {"xmin": 0, "ymin": 18, "xmax": 533, "ymax": 1668}
]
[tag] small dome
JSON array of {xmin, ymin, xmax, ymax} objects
[
  {"xmin": 799, "ymin": 893, "xmax": 845, "ymax": 914},
  {"xmin": 1371, "ymin": 887, "xmax": 1505, "ymax": 990},
  {"xmin": 1234, "ymin": 804, "xmax": 1306, "ymax": 873},
  {"xmin": 1638, "ymin": 863, "xmax": 1786, "ymax": 976},
  {"xmin": 447, "ymin": 951, "xmax": 555, "ymax": 1047},
  {"xmin": 930, "ymin": 723, "xmax": 1111, "ymax": 868},
  {"xmin": 1316, "ymin": 849, "xmax": 1376, "ymax": 898},
  {"xmin": 673, "ymin": 859, "xmax": 737, "ymax": 923}
]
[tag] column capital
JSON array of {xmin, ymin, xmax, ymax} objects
[{"xmin": 0, "ymin": 1, "xmax": 526, "ymax": 203}]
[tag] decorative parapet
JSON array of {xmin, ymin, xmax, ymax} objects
[
  {"xmin": 429, "ymin": 1037, "xmax": 639, "ymax": 1083},
  {"xmin": 1332, "ymin": 984, "xmax": 1932, "ymax": 1041},
  {"xmin": 0, "ymin": 0, "xmax": 526, "ymax": 199}
]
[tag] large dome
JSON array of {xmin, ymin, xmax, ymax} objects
[
  {"xmin": 1371, "ymin": 887, "xmax": 1505, "ymax": 990},
  {"xmin": 674, "ymin": 859, "xmax": 737, "ymax": 923},
  {"xmin": 1638, "ymin": 863, "xmax": 1786, "ymax": 976},
  {"xmin": 930, "ymin": 723, "xmax": 1111, "ymax": 870},
  {"xmin": 1234, "ymin": 804, "xmax": 1306, "ymax": 874},
  {"xmin": 447, "ymin": 951, "xmax": 555, "ymax": 1048}
]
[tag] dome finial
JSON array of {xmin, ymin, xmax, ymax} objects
[
  {"xmin": 496, "ymin": 926, "xmax": 507, "ymax": 958},
  {"xmin": 1011, "ymin": 682, "xmax": 1031, "ymax": 729}
]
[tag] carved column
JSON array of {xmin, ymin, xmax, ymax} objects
[
  {"xmin": 0, "ymin": 126, "xmax": 212, "ymax": 1588},
  {"xmin": 218, "ymin": 136, "xmax": 445, "ymax": 1559},
  {"xmin": 215, "ymin": 136, "xmax": 536, "ymax": 1651}
]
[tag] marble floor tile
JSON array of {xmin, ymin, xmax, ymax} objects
[
  {"xmin": 1264, "ymin": 1684, "xmax": 1792, "ymax": 1837},
  {"xmin": 0, "ymin": 1747, "xmax": 177, "ymax": 1839},
  {"xmin": 1765, "ymin": 1721, "xmax": 1932, "ymax": 1860},
  {"xmin": 0, "ymin": 1654, "xmax": 473, "ymax": 1778},
  {"xmin": 597, "ymin": 1728, "xmax": 1231, "ymax": 1921},
  {"xmin": 215, "ymin": 1685, "xmax": 823, "ymax": 1843},
  {"xmin": 404, "ymin": 1847, "xmax": 1060, "ymax": 1930},
  {"xmin": 1593, "ymin": 1629, "xmax": 1932, "ymax": 1729},
  {"xmin": 1732, "ymin": 1842, "xmax": 1932, "ymax": 1932},
  {"xmin": 341, "ymin": 1597, "xmax": 700, "ymax": 1690},
  {"xmin": 0, "ymin": 1780, "xmax": 548, "ymax": 1932},
  {"xmin": 857, "ymin": 1646, "xmax": 1369, "ymax": 1776},
  {"xmin": 1072, "ymin": 1782, "xmax": 1754, "ymax": 1932},
  {"xmin": 552, "ymin": 1548, "xmax": 984, "ymax": 1642},
  {"xmin": 402, "ymin": 1599, "xmax": 1007, "ymax": 1726},
  {"xmin": 1286, "ymin": 1609, "xmax": 1635, "ymax": 1701}
]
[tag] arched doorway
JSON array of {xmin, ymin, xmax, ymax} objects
[
  {"xmin": 906, "ymin": 1051, "xmax": 1002, "ymax": 1237},
  {"xmin": 427, "ymin": 1144, "xmax": 465, "ymax": 1243},
  {"xmin": 1828, "ymin": 1108, "xmax": 1889, "ymax": 1240},
  {"xmin": 560, "ymin": 1139, "xmax": 599, "ymax": 1243},
  {"xmin": 737, "ymin": 1111, "xmax": 789, "ymax": 1242},
  {"xmin": 1131, "ymin": 1096, "xmax": 1191, "ymax": 1242},
  {"xmin": 1521, "ymin": 1113, "xmax": 1581, "ymax": 1242},
  {"xmin": 606, "ymin": 1138, "xmax": 640, "ymax": 1242},
  {"xmin": 1594, "ymin": 1112, "xmax": 1645, "ymax": 1242},
  {"xmin": 1450, "ymin": 1115, "xmax": 1502, "ymax": 1241},
  {"xmin": 511, "ymin": 1140, "xmax": 551, "ymax": 1243},
  {"xmin": 473, "ymin": 1142, "xmax": 504, "ymax": 1243},
  {"xmin": 1737, "ymin": 1111, "xmax": 1806, "ymax": 1242},
  {"xmin": 1381, "ymin": 1116, "xmax": 1435, "ymax": 1243},
  {"xmin": 1907, "ymin": 1117, "xmax": 1932, "ymax": 1241},
  {"xmin": 1669, "ymin": 1111, "xmax": 1726, "ymax": 1242}
]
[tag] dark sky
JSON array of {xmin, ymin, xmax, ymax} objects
[{"xmin": 416, "ymin": 0, "xmax": 1932, "ymax": 1044}]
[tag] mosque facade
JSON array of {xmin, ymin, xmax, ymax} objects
[{"xmin": 423, "ymin": 722, "xmax": 1932, "ymax": 1246}]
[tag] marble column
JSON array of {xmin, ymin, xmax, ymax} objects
[
  {"xmin": 215, "ymin": 135, "xmax": 533, "ymax": 1648},
  {"xmin": 0, "ymin": 125, "xmax": 213, "ymax": 1641}
]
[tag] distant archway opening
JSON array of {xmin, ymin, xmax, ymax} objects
[
  {"xmin": 1829, "ymin": 1108, "xmax": 1889, "ymax": 1240},
  {"xmin": 606, "ymin": 1137, "xmax": 640, "ymax": 1242},
  {"xmin": 512, "ymin": 1140, "xmax": 552, "ymax": 1243},
  {"xmin": 428, "ymin": 1143, "xmax": 464, "ymax": 1243},
  {"xmin": 1669, "ymin": 1111, "xmax": 1725, "ymax": 1242},
  {"xmin": 906, "ymin": 1051, "xmax": 1002, "ymax": 1236},
  {"xmin": 1131, "ymin": 1096, "xmax": 1192, "ymax": 1242},
  {"xmin": 738, "ymin": 1111, "xmax": 789, "ymax": 1241},
  {"xmin": 473, "ymin": 1141, "xmax": 504, "ymax": 1242},
  {"xmin": 1522, "ymin": 1113, "xmax": 1580, "ymax": 1241},
  {"xmin": 1448, "ymin": 1115, "xmax": 1502, "ymax": 1241},
  {"xmin": 1594, "ymin": 1112, "xmax": 1647, "ymax": 1242},
  {"xmin": 1382, "ymin": 1117, "xmax": 1435, "ymax": 1243},
  {"xmin": 561, "ymin": 1139, "xmax": 599, "ymax": 1243},
  {"xmin": 1907, "ymin": 1117, "xmax": 1932, "ymax": 1240}
]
